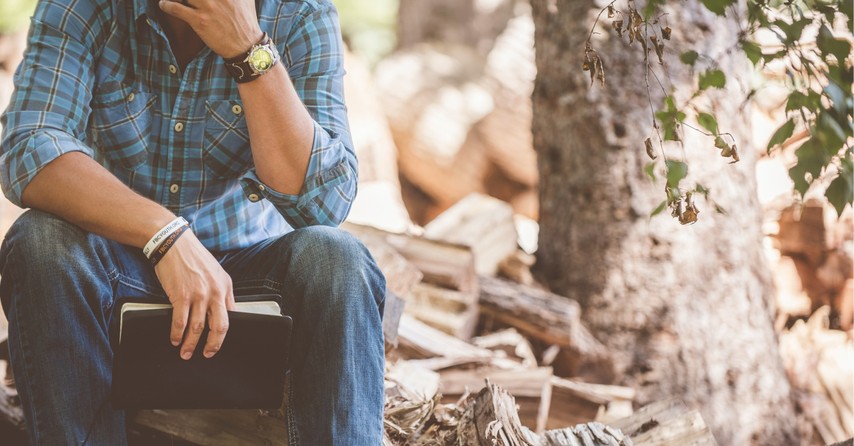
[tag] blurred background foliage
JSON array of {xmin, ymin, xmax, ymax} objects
[{"xmin": 335, "ymin": 0, "xmax": 398, "ymax": 65}]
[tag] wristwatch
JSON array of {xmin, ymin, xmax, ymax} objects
[{"xmin": 223, "ymin": 32, "xmax": 280, "ymax": 84}]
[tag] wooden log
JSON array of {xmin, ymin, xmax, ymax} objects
[
  {"xmin": 405, "ymin": 283, "xmax": 479, "ymax": 340},
  {"xmin": 133, "ymin": 409, "xmax": 287, "ymax": 446},
  {"xmin": 479, "ymin": 276, "xmax": 615, "ymax": 380},
  {"xmin": 608, "ymin": 399, "xmax": 717, "ymax": 446},
  {"xmin": 455, "ymin": 383, "xmax": 539, "ymax": 445},
  {"xmin": 439, "ymin": 366, "xmax": 553, "ymax": 434},
  {"xmin": 343, "ymin": 222, "xmax": 478, "ymax": 294},
  {"xmin": 423, "ymin": 193, "xmax": 518, "ymax": 276},
  {"xmin": 540, "ymin": 422, "xmax": 632, "ymax": 446},
  {"xmin": 395, "ymin": 314, "xmax": 494, "ymax": 362},
  {"xmin": 472, "ymin": 328, "xmax": 538, "ymax": 368}
]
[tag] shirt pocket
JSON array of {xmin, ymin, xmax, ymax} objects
[
  {"xmin": 203, "ymin": 100, "xmax": 252, "ymax": 178},
  {"xmin": 89, "ymin": 81, "xmax": 154, "ymax": 171}
]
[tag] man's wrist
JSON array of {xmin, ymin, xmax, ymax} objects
[{"xmin": 220, "ymin": 29, "xmax": 265, "ymax": 60}]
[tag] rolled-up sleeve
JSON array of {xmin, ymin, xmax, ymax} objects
[
  {"xmin": 0, "ymin": 0, "xmax": 106, "ymax": 207},
  {"xmin": 240, "ymin": 1, "xmax": 358, "ymax": 228}
]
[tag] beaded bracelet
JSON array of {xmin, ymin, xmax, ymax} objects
[{"xmin": 149, "ymin": 224, "xmax": 190, "ymax": 267}]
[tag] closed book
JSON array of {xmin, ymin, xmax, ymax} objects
[{"xmin": 112, "ymin": 299, "xmax": 292, "ymax": 409}]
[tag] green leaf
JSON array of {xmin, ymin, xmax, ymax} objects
[
  {"xmin": 644, "ymin": 162, "xmax": 657, "ymax": 182},
  {"xmin": 680, "ymin": 50, "xmax": 699, "ymax": 66},
  {"xmin": 665, "ymin": 160, "xmax": 688, "ymax": 189},
  {"xmin": 786, "ymin": 90, "xmax": 821, "ymax": 113},
  {"xmin": 741, "ymin": 40, "xmax": 762, "ymax": 65},
  {"xmin": 697, "ymin": 112, "xmax": 718, "ymax": 134},
  {"xmin": 699, "ymin": 69, "xmax": 726, "ymax": 90},
  {"xmin": 767, "ymin": 119, "xmax": 795, "ymax": 153},
  {"xmin": 826, "ymin": 168, "xmax": 853, "ymax": 216},
  {"xmin": 789, "ymin": 140, "xmax": 828, "ymax": 196},
  {"xmin": 700, "ymin": 0, "xmax": 735, "ymax": 16},
  {"xmin": 773, "ymin": 18, "xmax": 811, "ymax": 45},
  {"xmin": 650, "ymin": 200, "xmax": 668, "ymax": 218},
  {"xmin": 818, "ymin": 24, "xmax": 852, "ymax": 66}
]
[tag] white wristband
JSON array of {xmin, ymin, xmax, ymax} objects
[{"xmin": 143, "ymin": 217, "xmax": 189, "ymax": 259}]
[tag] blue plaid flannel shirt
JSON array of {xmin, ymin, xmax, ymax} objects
[{"xmin": 0, "ymin": 0, "xmax": 357, "ymax": 252}]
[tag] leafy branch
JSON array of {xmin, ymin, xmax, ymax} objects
[{"xmin": 585, "ymin": 0, "xmax": 853, "ymax": 223}]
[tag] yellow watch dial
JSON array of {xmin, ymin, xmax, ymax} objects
[{"xmin": 249, "ymin": 48, "xmax": 274, "ymax": 72}]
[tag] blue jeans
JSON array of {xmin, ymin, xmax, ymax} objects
[{"xmin": 0, "ymin": 210, "xmax": 386, "ymax": 445}]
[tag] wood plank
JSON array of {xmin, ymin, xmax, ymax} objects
[{"xmin": 133, "ymin": 409, "xmax": 288, "ymax": 446}]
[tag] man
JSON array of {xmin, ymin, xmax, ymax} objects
[{"xmin": 0, "ymin": 0, "xmax": 386, "ymax": 444}]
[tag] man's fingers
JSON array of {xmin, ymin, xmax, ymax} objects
[
  {"xmin": 180, "ymin": 303, "xmax": 208, "ymax": 360},
  {"xmin": 203, "ymin": 304, "xmax": 230, "ymax": 358},
  {"xmin": 158, "ymin": 0, "xmax": 195, "ymax": 22},
  {"xmin": 170, "ymin": 302, "xmax": 190, "ymax": 347}
]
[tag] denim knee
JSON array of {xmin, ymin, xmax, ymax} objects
[
  {"xmin": 284, "ymin": 226, "xmax": 386, "ymax": 309},
  {"xmin": 0, "ymin": 210, "xmax": 111, "ymax": 310}
]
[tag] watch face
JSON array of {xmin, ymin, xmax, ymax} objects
[{"xmin": 249, "ymin": 47, "xmax": 274, "ymax": 72}]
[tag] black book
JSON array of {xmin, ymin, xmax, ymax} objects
[{"xmin": 112, "ymin": 299, "xmax": 292, "ymax": 409}]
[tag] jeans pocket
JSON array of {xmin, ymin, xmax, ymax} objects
[
  {"xmin": 203, "ymin": 99, "xmax": 252, "ymax": 178},
  {"xmin": 89, "ymin": 80, "xmax": 154, "ymax": 171}
]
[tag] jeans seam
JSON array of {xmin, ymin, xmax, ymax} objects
[
  {"xmin": 287, "ymin": 373, "xmax": 299, "ymax": 446},
  {"xmin": 7, "ymin": 247, "xmax": 43, "ymax": 445}
]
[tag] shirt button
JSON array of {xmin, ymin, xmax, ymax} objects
[
  {"xmin": 231, "ymin": 104, "xmax": 243, "ymax": 115},
  {"xmin": 169, "ymin": 64, "xmax": 178, "ymax": 74},
  {"xmin": 248, "ymin": 193, "xmax": 260, "ymax": 202},
  {"xmin": 257, "ymin": 184, "xmax": 266, "ymax": 191},
  {"xmin": 126, "ymin": 92, "xmax": 135, "ymax": 102},
  {"xmin": 174, "ymin": 122, "xmax": 184, "ymax": 133},
  {"xmin": 169, "ymin": 184, "xmax": 180, "ymax": 194}
]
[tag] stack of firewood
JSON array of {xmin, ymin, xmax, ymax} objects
[
  {"xmin": 761, "ymin": 191, "xmax": 853, "ymax": 445},
  {"xmin": 339, "ymin": 191, "xmax": 718, "ymax": 445}
]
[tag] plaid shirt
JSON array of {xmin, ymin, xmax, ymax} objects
[{"xmin": 0, "ymin": 0, "xmax": 357, "ymax": 252}]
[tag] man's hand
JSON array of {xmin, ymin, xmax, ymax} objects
[
  {"xmin": 154, "ymin": 231, "xmax": 236, "ymax": 360},
  {"xmin": 159, "ymin": 0, "xmax": 264, "ymax": 58}
]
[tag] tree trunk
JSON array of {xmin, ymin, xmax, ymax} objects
[{"xmin": 530, "ymin": 1, "xmax": 800, "ymax": 445}]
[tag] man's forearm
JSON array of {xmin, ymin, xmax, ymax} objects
[
  {"xmin": 21, "ymin": 152, "xmax": 176, "ymax": 247},
  {"xmin": 238, "ymin": 62, "xmax": 314, "ymax": 195}
]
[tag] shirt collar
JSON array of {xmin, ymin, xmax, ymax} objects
[{"xmin": 132, "ymin": 0, "xmax": 158, "ymax": 21}]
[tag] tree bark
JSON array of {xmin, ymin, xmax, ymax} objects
[{"xmin": 530, "ymin": 1, "xmax": 800, "ymax": 445}]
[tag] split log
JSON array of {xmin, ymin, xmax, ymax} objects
[
  {"xmin": 540, "ymin": 422, "xmax": 632, "ymax": 446},
  {"xmin": 608, "ymin": 399, "xmax": 717, "ymax": 445},
  {"xmin": 472, "ymin": 328, "xmax": 538, "ymax": 368},
  {"xmin": 406, "ymin": 283, "xmax": 479, "ymax": 340},
  {"xmin": 395, "ymin": 314, "xmax": 494, "ymax": 362},
  {"xmin": 423, "ymin": 193, "xmax": 518, "ymax": 276},
  {"xmin": 438, "ymin": 366, "xmax": 553, "ymax": 433},
  {"xmin": 455, "ymin": 383, "xmax": 539, "ymax": 446},
  {"xmin": 343, "ymin": 223, "xmax": 478, "ymax": 294},
  {"xmin": 479, "ymin": 276, "xmax": 615, "ymax": 381}
]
